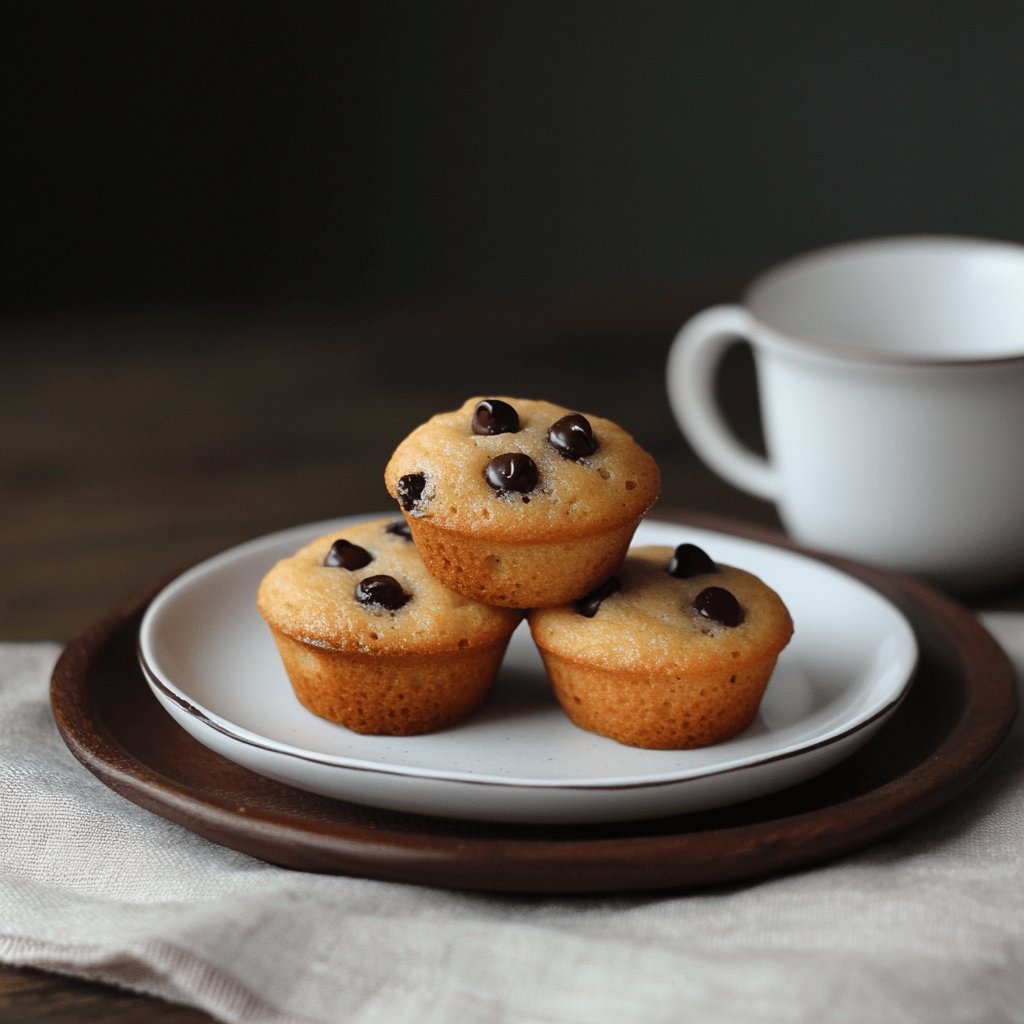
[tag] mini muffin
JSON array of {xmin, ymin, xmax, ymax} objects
[
  {"xmin": 383, "ymin": 397, "xmax": 660, "ymax": 608},
  {"xmin": 527, "ymin": 542, "xmax": 794, "ymax": 749},
  {"xmin": 257, "ymin": 517, "xmax": 523, "ymax": 735}
]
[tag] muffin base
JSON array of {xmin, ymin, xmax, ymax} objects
[
  {"xmin": 270, "ymin": 630, "xmax": 512, "ymax": 735},
  {"xmin": 537, "ymin": 650, "xmax": 779, "ymax": 749},
  {"xmin": 402, "ymin": 516, "xmax": 639, "ymax": 608}
]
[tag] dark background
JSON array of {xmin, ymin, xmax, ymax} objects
[
  {"xmin": 6, "ymin": 1, "xmax": 1024, "ymax": 320},
  {"xmin": 7, "ymin": 0, "xmax": 1024, "ymax": 642}
]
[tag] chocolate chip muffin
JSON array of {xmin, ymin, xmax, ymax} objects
[
  {"xmin": 527, "ymin": 542, "xmax": 794, "ymax": 749},
  {"xmin": 256, "ymin": 517, "xmax": 523, "ymax": 735},
  {"xmin": 383, "ymin": 397, "xmax": 660, "ymax": 608}
]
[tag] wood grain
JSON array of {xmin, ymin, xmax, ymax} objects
[
  {"xmin": 0, "ymin": 965, "xmax": 214, "ymax": 1022},
  {"xmin": 0, "ymin": 283, "xmax": 771, "ymax": 642}
]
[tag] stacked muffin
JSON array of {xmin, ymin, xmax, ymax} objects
[{"xmin": 258, "ymin": 397, "xmax": 792, "ymax": 747}]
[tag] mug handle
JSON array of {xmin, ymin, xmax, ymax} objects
[{"xmin": 666, "ymin": 305, "xmax": 779, "ymax": 501}]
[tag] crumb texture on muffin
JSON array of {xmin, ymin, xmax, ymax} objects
[
  {"xmin": 527, "ymin": 543, "xmax": 794, "ymax": 748},
  {"xmin": 383, "ymin": 396, "xmax": 660, "ymax": 541},
  {"xmin": 530, "ymin": 546, "xmax": 793, "ymax": 674},
  {"xmin": 256, "ymin": 517, "xmax": 523, "ymax": 735},
  {"xmin": 257, "ymin": 517, "xmax": 522, "ymax": 654}
]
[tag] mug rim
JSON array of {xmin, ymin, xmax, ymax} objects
[{"xmin": 743, "ymin": 234, "xmax": 1024, "ymax": 369}]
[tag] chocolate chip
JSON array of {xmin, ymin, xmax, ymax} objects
[
  {"xmin": 323, "ymin": 539, "xmax": 373, "ymax": 570},
  {"xmin": 355, "ymin": 575, "xmax": 410, "ymax": 610},
  {"xmin": 574, "ymin": 576, "xmax": 621, "ymax": 617},
  {"xmin": 548, "ymin": 413, "xmax": 597, "ymax": 460},
  {"xmin": 472, "ymin": 399, "xmax": 520, "ymax": 436},
  {"xmin": 484, "ymin": 453, "xmax": 539, "ymax": 494},
  {"xmin": 385, "ymin": 520, "xmax": 412, "ymax": 540},
  {"xmin": 397, "ymin": 472, "xmax": 426, "ymax": 512},
  {"xmin": 693, "ymin": 586, "xmax": 744, "ymax": 627},
  {"xmin": 668, "ymin": 543, "xmax": 717, "ymax": 578}
]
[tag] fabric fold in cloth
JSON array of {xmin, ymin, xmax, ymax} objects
[{"xmin": 2, "ymin": 616, "xmax": 1023, "ymax": 1024}]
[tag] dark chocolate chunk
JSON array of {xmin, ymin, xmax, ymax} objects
[
  {"xmin": 397, "ymin": 472, "xmax": 426, "ymax": 511},
  {"xmin": 484, "ymin": 452, "xmax": 539, "ymax": 494},
  {"xmin": 668, "ymin": 543, "xmax": 717, "ymax": 578},
  {"xmin": 548, "ymin": 413, "xmax": 597, "ymax": 460},
  {"xmin": 472, "ymin": 399, "xmax": 520, "ymax": 436},
  {"xmin": 693, "ymin": 586, "xmax": 744, "ymax": 627},
  {"xmin": 323, "ymin": 539, "xmax": 373, "ymax": 570},
  {"xmin": 574, "ymin": 576, "xmax": 621, "ymax": 618},
  {"xmin": 385, "ymin": 520, "xmax": 412, "ymax": 540},
  {"xmin": 355, "ymin": 574, "xmax": 410, "ymax": 610}
]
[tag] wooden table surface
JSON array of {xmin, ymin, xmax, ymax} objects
[{"xmin": 2, "ymin": 288, "xmax": 1020, "ymax": 1021}]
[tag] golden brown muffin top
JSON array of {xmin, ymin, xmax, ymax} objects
[
  {"xmin": 257, "ymin": 517, "xmax": 523, "ymax": 654},
  {"xmin": 528, "ymin": 543, "xmax": 794, "ymax": 675},
  {"xmin": 383, "ymin": 397, "xmax": 660, "ymax": 541}
]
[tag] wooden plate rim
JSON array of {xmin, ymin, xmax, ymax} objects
[{"xmin": 49, "ymin": 513, "xmax": 1018, "ymax": 893}]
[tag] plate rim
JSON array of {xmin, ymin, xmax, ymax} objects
[
  {"xmin": 49, "ymin": 513, "xmax": 1019, "ymax": 893},
  {"xmin": 135, "ymin": 515, "xmax": 918, "ymax": 793}
]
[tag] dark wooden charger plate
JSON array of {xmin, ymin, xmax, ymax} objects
[{"xmin": 50, "ymin": 517, "xmax": 1017, "ymax": 894}]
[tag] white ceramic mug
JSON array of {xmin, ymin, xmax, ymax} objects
[{"xmin": 667, "ymin": 235, "xmax": 1024, "ymax": 592}]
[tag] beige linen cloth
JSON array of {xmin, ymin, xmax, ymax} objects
[{"xmin": 2, "ymin": 614, "xmax": 1023, "ymax": 1024}]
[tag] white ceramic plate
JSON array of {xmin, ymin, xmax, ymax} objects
[{"xmin": 138, "ymin": 515, "xmax": 917, "ymax": 824}]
